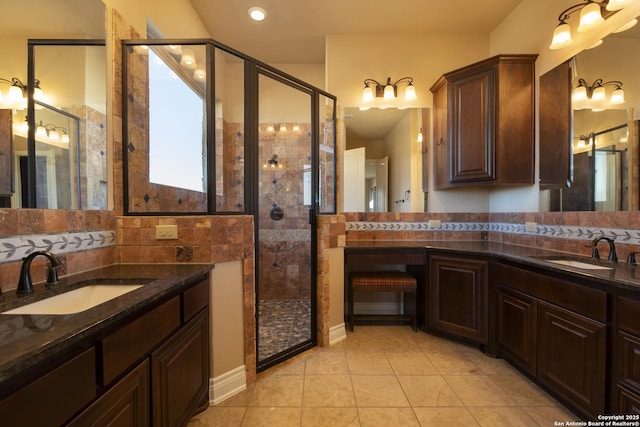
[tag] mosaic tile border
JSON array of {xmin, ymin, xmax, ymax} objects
[
  {"xmin": 0, "ymin": 230, "xmax": 116, "ymax": 264},
  {"xmin": 259, "ymin": 229, "xmax": 311, "ymax": 242},
  {"xmin": 346, "ymin": 221, "xmax": 640, "ymax": 246}
]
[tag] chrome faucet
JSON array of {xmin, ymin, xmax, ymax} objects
[
  {"xmin": 17, "ymin": 251, "xmax": 62, "ymax": 295},
  {"xmin": 590, "ymin": 237, "xmax": 618, "ymax": 262}
]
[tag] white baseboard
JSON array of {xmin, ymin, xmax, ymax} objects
[
  {"xmin": 329, "ymin": 323, "xmax": 347, "ymax": 345},
  {"xmin": 210, "ymin": 365, "xmax": 247, "ymax": 405}
]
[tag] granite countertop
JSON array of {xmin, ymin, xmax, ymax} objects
[
  {"xmin": 346, "ymin": 240, "xmax": 640, "ymax": 291},
  {"xmin": 0, "ymin": 263, "xmax": 214, "ymax": 386}
]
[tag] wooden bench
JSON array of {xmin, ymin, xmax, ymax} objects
[{"xmin": 347, "ymin": 271, "xmax": 417, "ymax": 331}]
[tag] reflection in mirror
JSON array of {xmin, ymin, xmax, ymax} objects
[
  {"xmin": 124, "ymin": 42, "xmax": 210, "ymax": 214},
  {"xmin": 343, "ymin": 107, "xmax": 418, "ymax": 212},
  {"xmin": 545, "ymin": 18, "xmax": 640, "ymax": 211},
  {"xmin": 0, "ymin": 0, "xmax": 106, "ymax": 209}
]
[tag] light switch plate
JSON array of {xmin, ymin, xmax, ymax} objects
[
  {"xmin": 525, "ymin": 222, "xmax": 537, "ymax": 233},
  {"xmin": 428, "ymin": 219, "xmax": 441, "ymax": 229},
  {"xmin": 156, "ymin": 224, "xmax": 178, "ymax": 240}
]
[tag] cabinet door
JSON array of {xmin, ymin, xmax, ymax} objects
[
  {"xmin": 431, "ymin": 77, "xmax": 450, "ymax": 189},
  {"xmin": 152, "ymin": 309, "xmax": 209, "ymax": 427},
  {"xmin": 539, "ymin": 61, "xmax": 572, "ymax": 189},
  {"xmin": 496, "ymin": 287, "xmax": 537, "ymax": 375},
  {"xmin": 618, "ymin": 385, "xmax": 640, "ymax": 415},
  {"xmin": 428, "ymin": 255, "xmax": 488, "ymax": 343},
  {"xmin": 449, "ymin": 68, "xmax": 495, "ymax": 183},
  {"xmin": 69, "ymin": 359, "xmax": 149, "ymax": 427},
  {"xmin": 538, "ymin": 301, "xmax": 606, "ymax": 417},
  {"xmin": 618, "ymin": 331, "xmax": 640, "ymax": 394}
]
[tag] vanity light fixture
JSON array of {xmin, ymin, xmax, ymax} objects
[
  {"xmin": 606, "ymin": 0, "xmax": 636, "ymax": 11},
  {"xmin": 0, "ymin": 77, "xmax": 44, "ymax": 108},
  {"xmin": 549, "ymin": 0, "xmax": 609, "ymax": 50},
  {"xmin": 573, "ymin": 78, "xmax": 625, "ymax": 110},
  {"xmin": 362, "ymin": 77, "xmax": 417, "ymax": 104},
  {"xmin": 248, "ymin": 6, "xmax": 267, "ymax": 21}
]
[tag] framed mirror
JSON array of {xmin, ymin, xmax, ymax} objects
[
  {"xmin": 343, "ymin": 107, "xmax": 422, "ymax": 212},
  {"xmin": 542, "ymin": 17, "xmax": 640, "ymax": 212},
  {"xmin": 0, "ymin": 0, "xmax": 106, "ymax": 209}
]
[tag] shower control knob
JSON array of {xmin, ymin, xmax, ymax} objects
[{"xmin": 270, "ymin": 207, "xmax": 284, "ymax": 221}]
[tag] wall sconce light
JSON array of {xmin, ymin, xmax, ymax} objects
[
  {"xmin": 362, "ymin": 77, "xmax": 417, "ymax": 105},
  {"xmin": 572, "ymin": 78, "xmax": 624, "ymax": 110},
  {"xmin": 417, "ymin": 127, "xmax": 423, "ymax": 143},
  {"xmin": 549, "ymin": 0, "xmax": 636, "ymax": 50},
  {"xmin": 263, "ymin": 154, "xmax": 283, "ymax": 169},
  {"xmin": 0, "ymin": 77, "xmax": 44, "ymax": 108}
]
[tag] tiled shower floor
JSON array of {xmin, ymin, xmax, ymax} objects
[{"xmin": 258, "ymin": 299, "xmax": 311, "ymax": 360}]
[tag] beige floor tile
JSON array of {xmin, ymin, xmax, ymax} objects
[
  {"xmin": 304, "ymin": 350, "xmax": 350, "ymax": 375},
  {"xmin": 249, "ymin": 375, "xmax": 304, "ymax": 407},
  {"xmin": 375, "ymin": 333, "xmax": 421, "ymax": 352},
  {"xmin": 462, "ymin": 350, "xmax": 517, "ymax": 375},
  {"xmin": 344, "ymin": 332, "xmax": 386, "ymax": 352},
  {"xmin": 241, "ymin": 407, "xmax": 301, "ymax": 427},
  {"xmin": 424, "ymin": 350, "xmax": 483, "ymax": 375},
  {"xmin": 271, "ymin": 356, "xmax": 308, "ymax": 375},
  {"xmin": 386, "ymin": 351, "xmax": 439, "ymax": 376},
  {"xmin": 413, "ymin": 407, "xmax": 480, "ymax": 426},
  {"xmin": 489, "ymin": 373, "xmax": 558, "ymax": 406},
  {"xmin": 303, "ymin": 375, "xmax": 356, "ymax": 407},
  {"xmin": 358, "ymin": 407, "xmax": 419, "ymax": 426},
  {"xmin": 347, "ymin": 352, "xmax": 394, "ymax": 375},
  {"xmin": 351, "ymin": 375, "xmax": 410, "ymax": 407},
  {"xmin": 444, "ymin": 375, "xmax": 517, "ymax": 406},
  {"xmin": 301, "ymin": 407, "xmax": 360, "ymax": 426},
  {"xmin": 467, "ymin": 406, "xmax": 538, "ymax": 426},
  {"xmin": 398, "ymin": 375, "xmax": 464, "ymax": 407},
  {"xmin": 188, "ymin": 406, "xmax": 246, "ymax": 426},
  {"xmin": 522, "ymin": 405, "xmax": 582, "ymax": 425},
  {"xmin": 215, "ymin": 383, "xmax": 255, "ymax": 407}
]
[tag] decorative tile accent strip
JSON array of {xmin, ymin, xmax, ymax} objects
[
  {"xmin": 0, "ymin": 230, "xmax": 116, "ymax": 264},
  {"xmin": 346, "ymin": 222, "xmax": 489, "ymax": 231},
  {"xmin": 347, "ymin": 221, "xmax": 640, "ymax": 246},
  {"xmin": 491, "ymin": 222, "xmax": 640, "ymax": 245}
]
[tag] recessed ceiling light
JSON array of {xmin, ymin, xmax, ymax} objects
[{"xmin": 248, "ymin": 7, "xmax": 267, "ymax": 22}]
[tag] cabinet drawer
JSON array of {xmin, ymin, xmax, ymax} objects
[
  {"xmin": 0, "ymin": 347, "xmax": 96, "ymax": 427},
  {"xmin": 619, "ymin": 296, "xmax": 640, "ymax": 336},
  {"xmin": 69, "ymin": 358, "xmax": 149, "ymax": 426},
  {"xmin": 184, "ymin": 278, "xmax": 209, "ymax": 322},
  {"xmin": 103, "ymin": 296, "xmax": 181, "ymax": 385},
  {"xmin": 494, "ymin": 263, "xmax": 607, "ymax": 322}
]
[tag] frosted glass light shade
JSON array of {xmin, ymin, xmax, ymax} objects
[
  {"xmin": 404, "ymin": 83, "xmax": 417, "ymax": 101},
  {"xmin": 550, "ymin": 23, "xmax": 572, "ymax": 49},
  {"xmin": 383, "ymin": 84, "xmax": 395, "ymax": 99},
  {"xmin": 614, "ymin": 19, "xmax": 638, "ymax": 33},
  {"xmin": 573, "ymin": 85, "xmax": 588, "ymax": 102},
  {"xmin": 577, "ymin": 2, "xmax": 604, "ymax": 33},
  {"xmin": 180, "ymin": 48, "xmax": 196, "ymax": 68},
  {"xmin": 362, "ymin": 85, "xmax": 374, "ymax": 102},
  {"xmin": 35, "ymin": 124, "xmax": 47, "ymax": 139},
  {"xmin": 610, "ymin": 88, "xmax": 625, "ymax": 105},
  {"xmin": 606, "ymin": 0, "xmax": 633, "ymax": 11}
]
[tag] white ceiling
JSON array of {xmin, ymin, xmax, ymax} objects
[{"xmin": 189, "ymin": 0, "xmax": 523, "ymax": 64}]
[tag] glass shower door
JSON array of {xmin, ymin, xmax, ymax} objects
[{"xmin": 256, "ymin": 71, "xmax": 315, "ymax": 368}]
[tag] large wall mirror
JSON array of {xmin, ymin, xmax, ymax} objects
[
  {"xmin": 0, "ymin": 0, "xmax": 106, "ymax": 210},
  {"xmin": 343, "ymin": 107, "xmax": 422, "ymax": 212},
  {"xmin": 543, "ymin": 17, "xmax": 640, "ymax": 212}
]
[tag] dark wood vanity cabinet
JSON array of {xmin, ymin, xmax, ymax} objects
[
  {"xmin": 496, "ymin": 286, "xmax": 537, "ymax": 375},
  {"xmin": 428, "ymin": 254, "xmax": 488, "ymax": 344},
  {"xmin": 615, "ymin": 294, "xmax": 640, "ymax": 413},
  {"xmin": 494, "ymin": 262, "xmax": 607, "ymax": 419},
  {"xmin": 0, "ymin": 275, "xmax": 210, "ymax": 427},
  {"xmin": 430, "ymin": 54, "xmax": 537, "ymax": 189}
]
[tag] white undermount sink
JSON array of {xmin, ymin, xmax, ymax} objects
[
  {"xmin": 545, "ymin": 259, "xmax": 615, "ymax": 271},
  {"xmin": 3, "ymin": 284, "xmax": 143, "ymax": 315}
]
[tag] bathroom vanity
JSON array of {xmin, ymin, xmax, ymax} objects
[{"xmin": 0, "ymin": 263, "xmax": 213, "ymax": 427}]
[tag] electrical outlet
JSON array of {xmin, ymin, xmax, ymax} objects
[
  {"xmin": 156, "ymin": 224, "xmax": 178, "ymax": 240},
  {"xmin": 525, "ymin": 222, "xmax": 538, "ymax": 233},
  {"xmin": 428, "ymin": 219, "xmax": 441, "ymax": 229}
]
